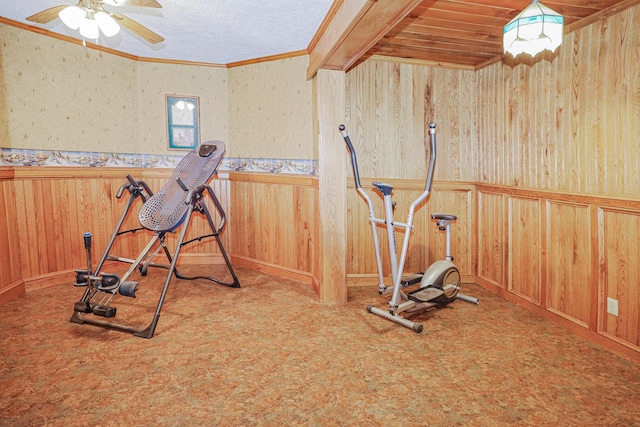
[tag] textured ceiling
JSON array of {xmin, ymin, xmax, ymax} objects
[
  {"xmin": 0, "ymin": 0, "xmax": 335, "ymax": 64},
  {"xmin": 3, "ymin": 1, "xmax": 636, "ymax": 69}
]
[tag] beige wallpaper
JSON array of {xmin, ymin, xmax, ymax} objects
[
  {"xmin": 136, "ymin": 62, "xmax": 229, "ymax": 155},
  {"xmin": 1, "ymin": 22, "xmax": 314, "ymax": 159},
  {"xmin": 227, "ymin": 56, "xmax": 315, "ymax": 159},
  {"xmin": 1, "ymin": 24, "xmax": 141, "ymax": 153}
]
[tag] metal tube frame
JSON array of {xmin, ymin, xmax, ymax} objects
[
  {"xmin": 70, "ymin": 177, "xmax": 239, "ymax": 338},
  {"xmin": 341, "ymin": 123, "xmax": 438, "ymax": 332}
]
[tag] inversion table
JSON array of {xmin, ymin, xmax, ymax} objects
[{"xmin": 70, "ymin": 141, "xmax": 240, "ymax": 338}]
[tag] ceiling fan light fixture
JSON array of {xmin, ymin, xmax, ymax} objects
[
  {"xmin": 58, "ymin": 5, "xmax": 85, "ymax": 30},
  {"xmin": 58, "ymin": 3, "xmax": 121, "ymax": 40},
  {"xmin": 95, "ymin": 11, "xmax": 120, "ymax": 37},
  {"xmin": 79, "ymin": 16, "xmax": 100, "ymax": 39},
  {"xmin": 27, "ymin": 0, "xmax": 162, "ymax": 45},
  {"xmin": 503, "ymin": 0, "xmax": 564, "ymax": 57}
]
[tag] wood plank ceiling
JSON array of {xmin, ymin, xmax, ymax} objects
[{"xmin": 364, "ymin": 0, "xmax": 636, "ymax": 69}]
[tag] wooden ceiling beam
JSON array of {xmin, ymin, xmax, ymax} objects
[
  {"xmin": 371, "ymin": 39, "xmax": 502, "ymax": 56},
  {"xmin": 385, "ymin": 32, "xmax": 504, "ymax": 50},
  {"xmin": 564, "ymin": 0, "xmax": 640, "ymax": 32},
  {"xmin": 402, "ymin": 20, "xmax": 503, "ymax": 38},
  {"xmin": 371, "ymin": 46, "xmax": 490, "ymax": 64},
  {"xmin": 311, "ymin": 0, "xmax": 640, "ymax": 73},
  {"xmin": 306, "ymin": 0, "xmax": 426, "ymax": 79}
]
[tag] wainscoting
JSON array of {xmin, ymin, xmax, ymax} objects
[
  {"xmin": 0, "ymin": 168, "xmax": 23, "ymax": 302},
  {"xmin": 345, "ymin": 178, "xmax": 475, "ymax": 285},
  {"xmin": 476, "ymin": 184, "xmax": 640, "ymax": 361},
  {"xmin": 1, "ymin": 167, "xmax": 638, "ymax": 361},
  {"xmin": 1, "ymin": 167, "xmax": 231, "ymax": 293},
  {"xmin": 226, "ymin": 172, "xmax": 320, "ymax": 291},
  {"xmin": 0, "ymin": 166, "xmax": 319, "ymax": 298}
]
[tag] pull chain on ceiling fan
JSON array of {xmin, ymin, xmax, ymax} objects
[{"xmin": 26, "ymin": 0, "xmax": 164, "ymax": 44}]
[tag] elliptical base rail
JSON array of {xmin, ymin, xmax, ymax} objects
[{"xmin": 367, "ymin": 305, "xmax": 424, "ymax": 333}]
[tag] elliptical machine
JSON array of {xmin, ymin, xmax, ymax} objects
[{"xmin": 339, "ymin": 122, "xmax": 478, "ymax": 333}]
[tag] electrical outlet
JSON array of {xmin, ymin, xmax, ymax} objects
[{"xmin": 607, "ymin": 297, "xmax": 619, "ymax": 316}]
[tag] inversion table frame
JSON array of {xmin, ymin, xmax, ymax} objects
[{"xmin": 70, "ymin": 141, "xmax": 240, "ymax": 338}]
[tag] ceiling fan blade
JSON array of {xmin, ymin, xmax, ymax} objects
[
  {"xmin": 124, "ymin": 0, "xmax": 162, "ymax": 8},
  {"xmin": 104, "ymin": 0, "xmax": 162, "ymax": 8},
  {"xmin": 114, "ymin": 14, "xmax": 164, "ymax": 44},
  {"xmin": 26, "ymin": 5, "xmax": 68, "ymax": 24}
]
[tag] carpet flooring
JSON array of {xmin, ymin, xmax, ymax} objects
[{"xmin": 1, "ymin": 265, "xmax": 639, "ymax": 426}]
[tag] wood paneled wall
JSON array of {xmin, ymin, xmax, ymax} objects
[
  {"xmin": 227, "ymin": 172, "xmax": 319, "ymax": 286},
  {"xmin": 342, "ymin": 58, "xmax": 478, "ymax": 288},
  {"xmin": 472, "ymin": 5, "xmax": 640, "ymax": 360},
  {"xmin": 599, "ymin": 207, "xmax": 640, "ymax": 349},
  {"xmin": 344, "ymin": 59, "xmax": 477, "ymax": 182},
  {"xmin": 476, "ymin": 6, "xmax": 640, "ymax": 197},
  {"xmin": 346, "ymin": 179, "xmax": 475, "ymax": 284},
  {"xmin": 476, "ymin": 185, "xmax": 640, "ymax": 358},
  {"xmin": 0, "ymin": 169, "xmax": 24, "ymax": 304},
  {"xmin": 3, "ymin": 167, "xmax": 234, "ymax": 293}
]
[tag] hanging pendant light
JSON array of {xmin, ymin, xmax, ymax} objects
[{"xmin": 503, "ymin": 0, "xmax": 564, "ymax": 57}]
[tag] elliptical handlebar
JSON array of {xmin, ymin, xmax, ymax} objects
[
  {"xmin": 339, "ymin": 121, "xmax": 439, "ymax": 301},
  {"xmin": 425, "ymin": 122, "xmax": 437, "ymax": 193},
  {"xmin": 339, "ymin": 124, "xmax": 362, "ymax": 189},
  {"xmin": 338, "ymin": 122, "xmax": 438, "ymax": 194}
]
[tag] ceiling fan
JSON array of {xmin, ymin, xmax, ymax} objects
[{"xmin": 26, "ymin": 0, "xmax": 164, "ymax": 44}]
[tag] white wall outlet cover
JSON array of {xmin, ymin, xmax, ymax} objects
[{"xmin": 607, "ymin": 297, "xmax": 619, "ymax": 316}]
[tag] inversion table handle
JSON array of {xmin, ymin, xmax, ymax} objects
[
  {"xmin": 182, "ymin": 184, "xmax": 228, "ymax": 233},
  {"xmin": 184, "ymin": 184, "xmax": 207, "ymax": 204},
  {"xmin": 117, "ymin": 175, "xmax": 154, "ymax": 203}
]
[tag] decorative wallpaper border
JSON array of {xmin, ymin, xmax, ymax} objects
[{"xmin": 0, "ymin": 147, "xmax": 318, "ymax": 176}]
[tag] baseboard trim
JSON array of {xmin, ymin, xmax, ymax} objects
[
  {"xmin": 0, "ymin": 280, "xmax": 26, "ymax": 306},
  {"xmin": 175, "ymin": 253, "xmax": 227, "ymax": 265},
  {"xmin": 25, "ymin": 269, "xmax": 75, "ymax": 292},
  {"xmin": 230, "ymin": 255, "xmax": 314, "ymax": 287}
]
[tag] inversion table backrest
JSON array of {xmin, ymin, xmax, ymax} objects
[{"xmin": 138, "ymin": 141, "xmax": 225, "ymax": 232}]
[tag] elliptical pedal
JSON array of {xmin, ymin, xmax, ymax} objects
[
  {"xmin": 407, "ymin": 286, "xmax": 444, "ymax": 303},
  {"xmin": 401, "ymin": 273, "xmax": 423, "ymax": 287}
]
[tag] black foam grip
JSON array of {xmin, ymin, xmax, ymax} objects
[{"xmin": 83, "ymin": 232, "xmax": 91, "ymax": 250}]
